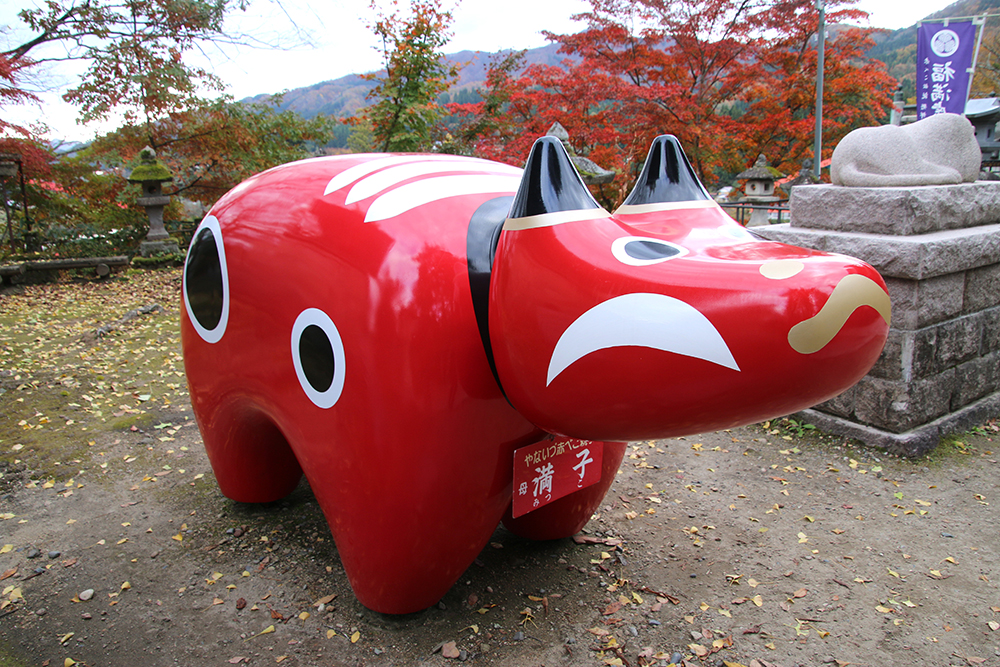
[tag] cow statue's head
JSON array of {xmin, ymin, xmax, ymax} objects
[{"xmin": 489, "ymin": 135, "xmax": 890, "ymax": 440}]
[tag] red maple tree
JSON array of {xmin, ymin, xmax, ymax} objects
[{"xmin": 452, "ymin": 0, "xmax": 895, "ymax": 196}]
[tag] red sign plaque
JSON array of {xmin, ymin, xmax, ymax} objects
[{"xmin": 512, "ymin": 437, "xmax": 604, "ymax": 518}]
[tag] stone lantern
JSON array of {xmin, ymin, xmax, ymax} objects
[
  {"xmin": 0, "ymin": 153, "xmax": 18, "ymax": 178},
  {"xmin": 0, "ymin": 152, "xmax": 34, "ymax": 251},
  {"xmin": 546, "ymin": 122, "xmax": 615, "ymax": 185},
  {"xmin": 735, "ymin": 154, "xmax": 779, "ymax": 226},
  {"xmin": 785, "ymin": 158, "xmax": 819, "ymax": 194},
  {"xmin": 128, "ymin": 146, "xmax": 179, "ymax": 257}
]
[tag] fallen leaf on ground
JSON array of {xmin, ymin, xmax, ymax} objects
[
  {"xmin": 689, "ymin": 644, "xmax": 710, "ymax": 657},
  {"xmin": 245, "ymin": 625, "xmax": 275, "ymax": 640},
  {"xmin": 441, "ymin": 641, "xmax": 460, "ymax": 659}
]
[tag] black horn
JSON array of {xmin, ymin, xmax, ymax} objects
[
  {"xmin": 507, "ymin": 136, "xmax": 602, "ymax": 220},
  {"xmin": 621, "ymin": 135, "xmax": 711, "ymax": 207}
]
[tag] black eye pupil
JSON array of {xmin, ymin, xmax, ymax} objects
[
  {"xmin": 299, "ymin": 324, "xmax": 335, "ymax": 392},
  {"xmin": 185, "ymin": 228, "xmax": 224, "ymax": 330},
  {"xmin": 624, "ymin": 240, "xmax": 681, "ymax": 261}
]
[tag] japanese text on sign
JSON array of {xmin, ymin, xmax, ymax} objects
[
  {"xmin": 512, "ymin": 437, "xmax": 604, "ymax": 518},
  {"xmin": 916, "ymin": 21, "xmax": 977, "ymax": 119}
]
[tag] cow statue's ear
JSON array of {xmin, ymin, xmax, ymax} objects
[
  {"xmin": 620, "ymin": 135, "xmax": 712, "ymax": 208},
  {"xmin": 507, "ymin": 136, "xmax": 602, "ymax": 221}
]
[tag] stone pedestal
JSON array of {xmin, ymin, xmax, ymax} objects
[
  {"xmin": 140, "ymin": 238, "xmax": 180, "ymax": 256},
  {"xmin": 743, "ymin": 196, "xmax": 780, "ymax": 227},
  {"xmin": 137, "ymin": 194, "xmax": 179, "ymax": 256},
  {"xmin": 756, "ymin": 182, "xmax": 1000, "ymax": 456}
]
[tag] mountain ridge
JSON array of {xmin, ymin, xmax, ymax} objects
[
  {"xmin": 242, "ymin": 43, "xmax": 568, "ymax": 119},
  {"xmin": 244, "ymin": 1, "xmax": 1000, "ymax": 120}
]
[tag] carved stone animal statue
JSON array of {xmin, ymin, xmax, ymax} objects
[
  {"xmin": 831, "ymin": 112, "xmax": 981, "ymax": 187},
  {"xmin": 182, "ymin": 135, "xmax": 890, "ymax": 613}
]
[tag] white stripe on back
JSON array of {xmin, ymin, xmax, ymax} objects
[{"xmin": 364, "ymin": 174, "xmax": 522, "ymax": 223}]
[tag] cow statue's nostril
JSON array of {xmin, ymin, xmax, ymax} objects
[{"xmin": 612, "ymin": 236, "xmax": 687, "ymax": 266}]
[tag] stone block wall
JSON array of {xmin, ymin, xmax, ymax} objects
[{"xmin": 756, "ymin": 182, "xmax": 1000, "ymax": 456}]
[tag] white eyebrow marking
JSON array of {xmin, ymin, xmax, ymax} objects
[{"xmin": 547, "ymin": 293, "xmax": 739, "ymax": 385}]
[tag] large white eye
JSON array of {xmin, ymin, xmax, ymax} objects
[
  {"xmin": 611, "ymin": 236, "xmax": 688, "ymax": 266},
  {"xmin": 183, "ymin": 216, "xmax": 230, "ymax": 343},
  {"xmin": 291, "ymin": 308, "xmax": 346, "ymax": 409}
]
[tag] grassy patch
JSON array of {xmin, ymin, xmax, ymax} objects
[
  {"xmin": 0, "ymin": 639, "xmax": 33, "ymax": 667},
  {"xmin": 922, "ymin": 433, "xmax": 980, "ymax": 466},
  {"xmin": 0, "ymin": 269, "xmax": 185, "ymax": 480}
]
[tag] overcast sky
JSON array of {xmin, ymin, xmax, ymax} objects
[{"xmin": 0, "ymin": 0, "xmax": 961, "ymax": 140}]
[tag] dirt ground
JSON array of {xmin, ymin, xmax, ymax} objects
[{"xmin": 1, "ymin": 269, "xmax": 999, "ymax": 667}]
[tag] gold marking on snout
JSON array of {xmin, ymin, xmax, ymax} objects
[
  {"xmin": 788, "ymin": 274, "xmax": 891, "ymax": 354},
  {"xmin": 760, "ymin": 260, "xmax": 805, "ymax": 280}
]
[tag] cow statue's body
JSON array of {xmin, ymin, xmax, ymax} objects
[{"xmin": 182, "ymin": 136, "xmax": 890, "ymax": 614}]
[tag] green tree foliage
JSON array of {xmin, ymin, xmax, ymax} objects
[
  {"xmin": 362, "ymin": 0, "xmax": 459, "ymax": 152},
  {"xmin": 346, "ymin": 117, "xmax": 376, "ymax": 153},
  {"xmin": 85, "ymin": 96, "xmax": 334, "ymax": 207},
  {"xmin": 1, "ymin": 1, "xmax": 334, "ymax": 256},
  {"xmin": 442, "ymin": 50, "xmax": 525, "ymax": 160},
  {"xmin": 32, "ymin": 159, "xmax": 150, "ymax": 257},
  {"xmin": 971, "ymin": 24, "xmax": 1000, "ymax": 96},
  {"xmin": 1, "ymin": 97, "xmax": 331, "ymax": 257},
  {"xmin": 2, "ymin": 0, "xmax": 250, "ymax": 128}
]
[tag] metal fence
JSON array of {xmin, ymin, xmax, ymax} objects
[{"xmin": 717, "ymin": 201, "xmax": 790, "ymax": 226}]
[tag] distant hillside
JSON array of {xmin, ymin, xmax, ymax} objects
[
  {"xmin": 867, "ymin": 0, "xmax": 1000, "ymax": 97},
  {"xmin": 245, "ymin": 1, "xmax": 1000, "ymax": 120},
  {"xmin": 243, "ymin": 43, "xmax": 569, "ymax": 119}
]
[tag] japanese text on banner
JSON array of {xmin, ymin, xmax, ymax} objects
[{"xmin": 916, "ymin": 20, "xmax": 977, "ymax": 119}]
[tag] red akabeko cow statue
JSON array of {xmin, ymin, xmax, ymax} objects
[{"xmin": 181, "ymin": 136, "xmax": 890, "ymax": 614}]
